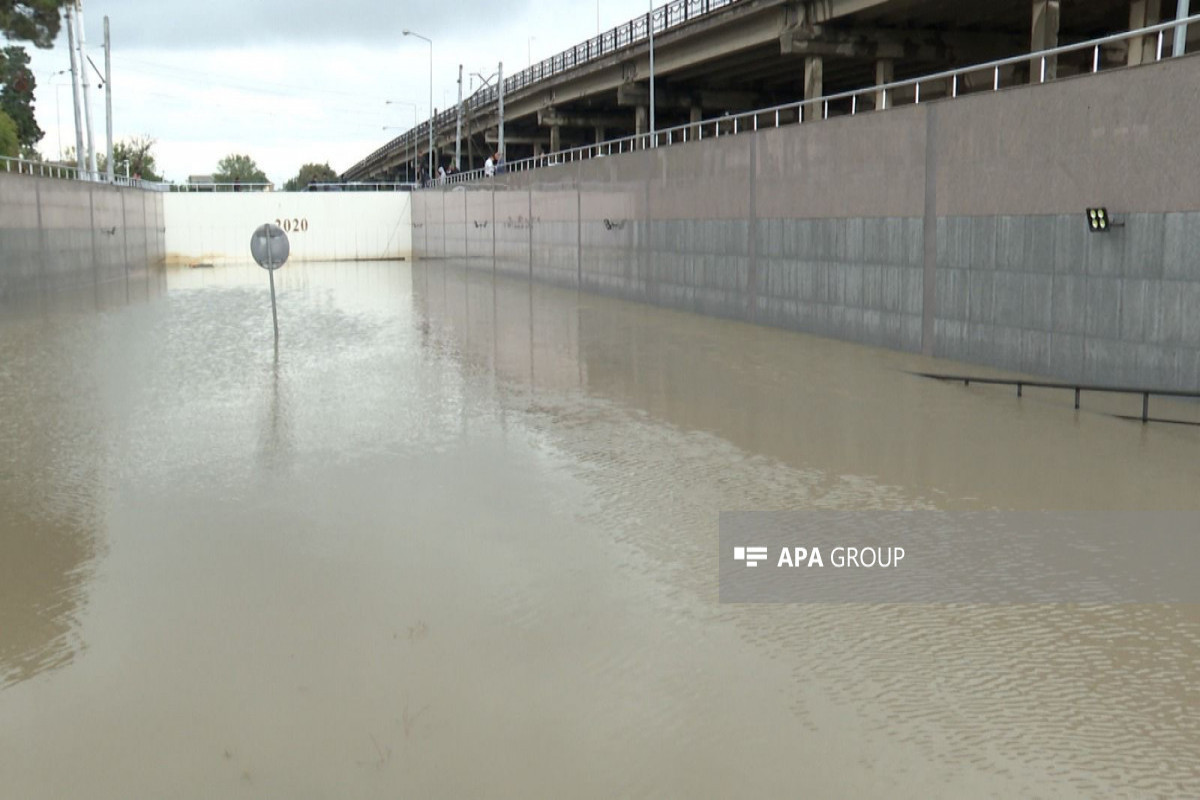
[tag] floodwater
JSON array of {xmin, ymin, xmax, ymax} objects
[{"xmin": 1, "ymin": 258, "xmax": 1197, "ymax": 799}]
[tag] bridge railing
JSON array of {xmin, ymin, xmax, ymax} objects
[
  {"xmin": 438, "ymin": 13, "xmax": 1200, "ymax": 187},
  {"xmin": 353, "ymin": 0, "xmax": 744, "ymax": 177}
]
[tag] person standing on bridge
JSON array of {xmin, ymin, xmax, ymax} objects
[{"xmin": 484, "ymin": 153, "xmax": 496, "ymax": 177}]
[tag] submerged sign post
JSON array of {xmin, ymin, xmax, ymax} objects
[{"xmin": 250, "ymin": 223, "xmax": 290, "ymax": 338}]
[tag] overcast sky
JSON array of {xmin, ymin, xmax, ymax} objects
[{"xmin": 22, "ymin": 0, "xmax": 657, "ymax": 184}]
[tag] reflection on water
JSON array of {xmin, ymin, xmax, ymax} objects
[
  {"xmin": 0, "ymin": 273, "xmax": 165, "ymax": 689},
  {"xmin": 0, "ymin": 258, "xmax": 1196, "ymax": 798}
]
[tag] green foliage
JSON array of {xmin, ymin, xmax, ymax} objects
[
  {"xmin": 63, "ymin": 137, "xmax": 162, "ymax": 180},
  {"xmin": 283, "ymin": 162, "xmax": 338, "ymax": 191},
  {"xmin": 111, "ymin": 136, "xmax": 162, "ymax": 181},
  {"xmin": 0, "ymin": 109, "xmax": 17, "ymax": 158},
  {"xmin": 0, "ymin": 0, "xmax": 71, "ymax": 46},
  {"xmin": 214, "ymin": 153, "xmax": 268, "ymax": 185},
  {"xmin": 0, "ymin": 46, "xmax": 43, "ymax": 148}
]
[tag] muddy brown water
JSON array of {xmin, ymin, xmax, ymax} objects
[{"xmin": 1, "ymin": 259, "xmax": 1197, "ymax": 798}]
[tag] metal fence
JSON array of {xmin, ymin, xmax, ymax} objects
[
  {"xmin": 2, "ymin": 156, "xmax": 82, "ymax": 180},
  {"xmin": 353, "ymin": 0, "xmax": 743, "ymax": 177},
  {"xmin": 433, "ymin": 13, "xmax": 1199, "ymax": 187}
]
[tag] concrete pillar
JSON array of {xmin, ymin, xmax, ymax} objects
[
  {"xmin": 1128, "ymin": 0, "xmax": 1163, "ymax": 65},
  {"xmin": 875, "ymin": 58, "xmax": 894, "ymax": 109},
  {"xmin": 635, "ymin": 105, "xmax": 648, "ymax": 136},
  {"xmin": 550, "ymin": 124, "xmax": 561, "ymax": 154},
  {"xmin": 533, "ymin": 142, "xmax": 544, "ymax": 157},
  {"xmin": 689, "ymin": 105, "xmax": 702, "ymax": 139},
  {"xmin": 1030, "ymin": 0, "xmax": 1061, "ymax": 82},
  {"xmin": 594, "ymin": 125, "xmax": 606, "ymax": 144},
  {"xmin": 803, "ymin": 56, "xmax": 823, "ymax": 122}
]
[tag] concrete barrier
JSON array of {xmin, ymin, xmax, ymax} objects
[
  {"xmin": 414, "ymin": 54, "xmax": 1200, "ymax": 391},
  {"xmin": 163, "ymin": 191, "xmax": 412, "ymax": 266},
  {"xmin": 0, "ymin": 173, "xmax": 164, "ymax": 301}
]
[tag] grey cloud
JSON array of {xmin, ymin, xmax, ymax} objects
[{"xmin": 77, "ymin": 0, "xmax": 532, "ymax": 49}]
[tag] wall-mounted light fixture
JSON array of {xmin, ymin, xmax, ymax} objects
[{"xmin": 1086, "ymin": 207, "xmax": 1123, "ymax": 233}]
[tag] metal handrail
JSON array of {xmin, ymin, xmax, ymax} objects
[
  {"xmin": 299, "ymin": 182, "xmax": 416, "ymax": 191},
  {"xmin": 168, "ymin": 182, "xmax": 275, "ymax": 192},
  {"xmin": 351, "ymin": 0, "xmax": 741, "ymax": 176},
  {"xmin": 916, "ymin": 372, "xmax": 1200, "ymax": 424},
  {"xmin": 429, "ymin": 12, "xmax": 1200, "ymax": 187}
]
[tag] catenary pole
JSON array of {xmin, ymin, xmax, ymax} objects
[
  {"xmin": 75, "ymin": 1, "xmax": 98, "ymax": 178},
  {"xmin": 65, "ymin": 11, "xmax": 85, "ymax": 174},
  {"xmin": 104, "ymin": 16, "xmax": 113, "ymax": 183}
]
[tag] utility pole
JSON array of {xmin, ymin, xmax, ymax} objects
[
  {"xmin": 74, "ymin": 1, "xmax": 98, "ymax": 178},
  {"xmin": 497, "ymin": 61, "xmax": 504, "ymax": 163},
  {"xmin": 455, "ymin": 64, "xmax": 463, "ymax": 170},
  {"xmin": 104, "ymin": 16, "xmax": 113, "ymax": 183},
  {"xmin": 65, "ymin": 11, "xmax": 85, "ymax": 174}
]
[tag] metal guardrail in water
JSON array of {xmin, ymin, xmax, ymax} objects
[
  {"xmin": 405, "ymin": 12, "xmax": 1199, "ymax": 187},
  {"xmin": 916, "ymin": 372, "xmax": 1200, "ymax": 425}
]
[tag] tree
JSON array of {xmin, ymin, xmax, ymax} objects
[
  {"xmin": 0, "ymin": 1, "xmax": 71, "ymax": 47},
  {"xmin": 0, "ymin": 109, "xmax": 17, "ymax": 158},
  {"xmin": 0, "ymin": 46, "xmax": 42, "ymax": 149},
  {"xmin": 214, "ymin": 153, "xmax": 268, "ymax": 185},
  {"xmin": 284, "ymin": 162, "xmax": 338, "ymax": 191},
  {"xmin": 63, "ymin": 137, "xmax": 162, "ymax": 179},
  {"xmin": 111, "ymin": 136, "xmax": 161, "ymax": 181}
]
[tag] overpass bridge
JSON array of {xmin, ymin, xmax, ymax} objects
[{"xmin": 343, "ymin": 0, "xmax": 1194, "ymax": 181}]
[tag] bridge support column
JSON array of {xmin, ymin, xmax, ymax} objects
[
  {"xmin": 803, "ymin": 56, "xmax": 823, "ymax": 121},
  {"xmin": 550, "ymin": 124, "xmax": 561, "ymax": 154},
  {"xmin": 875, "ymin": 59, "xmax": 894, "ymax": 109},
  {"xmin": 1128, "ymin": 0, "xmax": 1163, "ymax": 65},
  {"xmin": 635, "ymin": 105, "xmax": 648, "ymax": 136},
  {"xmin": 1030, "ymin": 0, "xmax": 1060, "ymax": 82},
  {"xmin": 594, "ymin": 125, "xmax": 606, "ymax": 144},
  {"xmin": 689, "ymin": 105, "xmax": 702, "ymax": 139}
]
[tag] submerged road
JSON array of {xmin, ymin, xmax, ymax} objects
[{"xmin": 1, "ymin": 260, "xmax": 1198, "ymax": 797}]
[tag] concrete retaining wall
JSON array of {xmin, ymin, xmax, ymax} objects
[
  {"xmin": 163, "ymin": 192, "xmax": 411, "ymax": 265},
  {"xmin": 0, "ymin": 173, "xmax": 165, "ymax": 301},
  {"xmin": 414, "ymin": 53, "xmax": 1200, "ymax": 391}
]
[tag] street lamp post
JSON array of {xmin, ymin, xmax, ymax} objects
[{"xmin": 403, "ymin": 29, "xmax": 434, "ymax": 181}]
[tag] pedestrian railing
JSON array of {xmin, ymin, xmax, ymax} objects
[
  {"xmin": 168, "ymin": 182, "xmax": 274, "ymax": 192},
  {"xmin": 2, "ymin": 155, "xmax": 82, "ymax": 180},
  {"xmin": 409, "ymin": 12, "xmax": 1199, "ymax": 187},
  {"xmin": 301, "ymin": 182, "xmax": 416, "ymax": 192}
]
